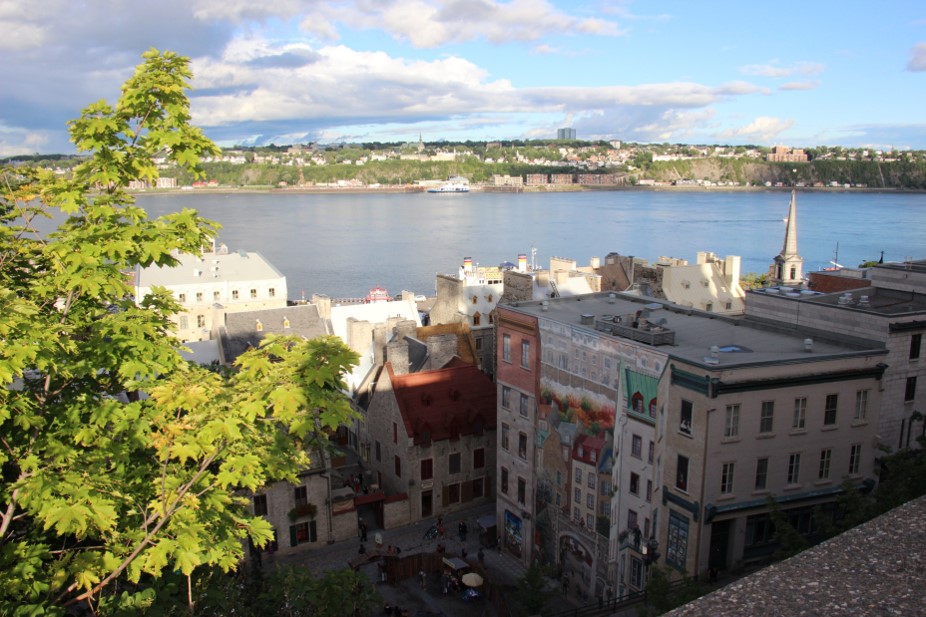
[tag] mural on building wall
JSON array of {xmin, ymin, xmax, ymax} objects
[
  {"xmin": 504, "ymin": 509, "xmax": 523, "ymax": 557},
  {"xmin": 666, "ymin": 510, "xmax": 690, "ymax": 571}
]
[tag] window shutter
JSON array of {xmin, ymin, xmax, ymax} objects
[
  {"xmin": 310, "ymin": 520, "xmax": 317, "ymax": 542},
  {"xmin": 289, "ymin": 525, "xmax": 298, "ymax": 547},
  {"xmin": 462, "ymin": 480, "xmax": 474, "ymax": 503},
  {"xmin": 442, "ymin": 485, "xmax": 449, "ymax": 507}
]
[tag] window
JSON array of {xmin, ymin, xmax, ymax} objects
[
  {"xmin": 630, "ymin": 472, "xmax": 640, "ymax": 495},
  {"xmin": 648, "ymin": 441, "xmax": 655, "ymax": 464},
  {"xmin": 676, "ymin": 455, "xmax": 689, "ymax": 491},
  {"xmin": 905, "ymin": 377, "xmax": 917, "ymax": 402},
  {"xmin": 501, "ymin": 468, "xmax": 509, "ymax": 494},
  {"xmin": 213, "ymin": 290, "xmax": 220, "ymax": 301},
  {"xmin": 724, "ymin": 404, "xmax": 740, "ymax": 437},
  {"xmin": 178, "ymin": 315, "xmax": 188, "ymax": 330},
  {"xmin": 290, "ymin": 520, "xmax": 317, "ymax": 545},
  {"xmin": 502, "ymin": 334, "xmax": 511, "ymax": 363},
  {"xmin": 269, "ymin": 287, "xmax": 275, "ymax": 298},
  {"xmin": 602, "ymin": 501, "xmax": 611, "ymax": 517},
  {"xmin": 557, "ymin": 470, "xmax": 563, "ymax": 487},
  {"xmin": 721, "ymin": 462, "xmax": 735, "ymax": 494},
  {"xmin": 631, "ymin": 434, "xmax": 642, "ymax": 458},
  {"xmin": 473, "ymin": 448, "xmax": 485, "ymax": 470},
  {"xmin": 575, "ymin": 468, "xmax": 583, "ymax": 484},
  {"xmin": 501, "ymin": 423, "xmax": 509, "ymax": 450},
  {"xmin": 787, "ymin": 453, "xmax": 801, "ymax": 484},
  {"xmin": 759, "ymin": 401, "xmax": 774, "ymax": 433},
  {"xmin": 574, "ymin": 507, "xmax": 580, "ymax": 522},
  {"xmin": 449, "ymin": 452, "xmax": 461, "ymax": 475},
  {"xmin": 680, "ymin": 400, "xmax": 693, "ymax": 434},
  {"xmin": 519, "ymin": 393, "xmax": 529, "ymax": 417},
  {"xmin": 855, "ymin": 390, "xmax": 869, "ymax": 421},
  {"xmin": 574, "ymin": 487, "xmax": 581, "ymax": 502},
  {"xmin": 196, "ymin": 315, "xmax": 205, "ymax": 328},
  {"xmin": 793, "ymin": 397, "xmax": 807, "ymax": 429},
  {"xmin": 911, "ymin": 333, "xmax": 922, "ymax": 360},
  {"xmin": 394, "ymin": 455, "xmax": 402, "ymax": 478},
  {"xmin": 627, "ymin": 509, "xmax": 638, "ymax": 530},
  {"xmin": 473, "ymin": 313, "xmax": 481, "ymax": 326},
  {"xmin": 520, "ymin": 340, "xmax": 530, "ymax": 369},
  {"xmin": 517, "ymin": 477, "xmax": 526, "ymax": 505},
  {"xmin": 501, "ymin": 386, "xmax": 511, "ymax": 409},
  {"xmin": 196, "ymin": 292, "xmax": 203, "ymax": 302},
  {"xmin": 646, "ymin": 480, "xmax": 653, "ymax": 502},
  {"xmin": 294, "ymin": 486, "xmax": 307, "ymax": 507},
  {"xmin": 475, "ymin": 338, "xmax": 482, "ymax": 351},
  {"xmin": 755, "ymin": 458, "xmax": 768, "ymax": 490},
  {"xmin": 518, "ymin": 433, "xmax": 527, "ymax": 460},
  {"xmin": 849, "ymin": 444, "xmax": 862, "ymax": 475},
  {"xmin": 630, "ymin": 557, "xmax": 644, "ymax": 589},
  {"xmin": 253, "ymin": 494, "xmax": 268, "ymax": 516},
  {"xmin": 818, "ymin": 449, "xmax": 832, "ymax": 480},
  {"xmin": 824, "ymin": 394, "xmax": 838, "ymax": 425},
  {"xmin": 587, "ymin": 473, "xmax": 596, "ymax": 490},
  {"xmin": 178, "ymin": 293, "xmax": 186, "ymax": 303},
  {"xmin": 586, "ymin": 494, "xmax": 594, "ymax": 509},
  {"xmin": 473, "ymin": 478, "xmax": 484, "ymax": 498},
  {"xmin": 375, "ymin": 440, "xmax": 381, "ymax": 462},
  {"xmin": 392, "ymin": 422, "xmax": 398, "ymax": 444},
  {"xmin": 232, "ymin": 290, "xmax": 239, "ymax": 300},
  {"xmin": 421, "ymin": 458, "xmax": 433, "ymax": 481},
  {"xmin": 250, "ymin": 288, "xmax": 257, "ymax": 299}
]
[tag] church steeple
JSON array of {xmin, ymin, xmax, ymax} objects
[{"xmin": 769, "ymin": 190, "xmax": 804, "ymax": 286}]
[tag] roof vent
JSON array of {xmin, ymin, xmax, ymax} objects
[
  {"xmin": 804, "ymin": 338, "xmax": 814, "ymax": 352},
  {"xmin": 580, "ymin": 314, "xmax": 594, "ymax": 326}
]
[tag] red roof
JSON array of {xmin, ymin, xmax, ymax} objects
[
  {"xmin": 387, "ymin": 362, "xmax": 497, "ymax": 445},
  {"xmin": 573, "ymin": 434, "xmax": 606, "ymax": 465}
]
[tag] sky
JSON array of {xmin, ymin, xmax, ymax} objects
[{"xmin": 1, "ymin": 0, "xmax": 925, "ymax": 156}]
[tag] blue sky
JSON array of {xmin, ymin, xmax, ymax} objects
[{"xmin": 1, "ymin": 0, "xmax": 924, "ymax": 155}]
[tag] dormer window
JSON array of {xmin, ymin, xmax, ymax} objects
[
  {"xmin": 283, "ymin": 317, "xmax": 290, "ymax": 329},
  {"xmin": 472, "ymin": 295, "xmax": 478, "ymax": 305},
  {"xmin": 256, "ymin": 320, "xmax": 263, "ymax": 332},
  {"xmin": 487, "ymin": 294, "xmax": 493, "ymax": 303}
]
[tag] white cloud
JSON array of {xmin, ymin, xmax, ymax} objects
[
  {"xmin": 907, "ymin": 43, "xmax": 926, "ymax": 71},
  {"xmin": 719, "ymin": 116, "xmax": 794, "ymax": 142},
  {"xmin": 740, "ymin": 61, "xmax": 824, "ymax": 78},
  {"xmin": 779, "ymin": 81, "xmax": 820, "ymax": 91}
]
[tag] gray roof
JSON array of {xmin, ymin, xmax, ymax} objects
[
  {"xmin": 666, "ymin": 496, "xmax": 926, "ymax": 617},
  {"xmin": 506, "ymin": 292, "xmax": 883, "ymax": 370},
  {"xmin": 136, "ymin": 249, "xmax": 285, "ymax": 287},
  {"xmin": 220, "ymin": 305, "xmax": 327, "ymax": 363}
]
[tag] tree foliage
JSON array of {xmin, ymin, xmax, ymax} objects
[{"xmin": 0, "ymin": 49, "xmax": 358, "ymax": 615}]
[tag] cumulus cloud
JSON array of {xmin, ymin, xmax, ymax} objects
[
  {"xmin": 907, "ymin": 43, "xmax": 926, "ymax": 71},
  {"xmin": 740, "ymin": 60, "xmax": 824, "ymax": 78},
  {"xmin": 719, "ymin": 116, "xmax": 794, "ymax": 142},
  {"xmin": 779, "ymin": 81, "xmax": 820, "ymax": 91}
]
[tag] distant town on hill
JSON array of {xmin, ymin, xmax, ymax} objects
[{"xmin": 7, "ymin": 140, "xmax": 926, "ymax": 190}]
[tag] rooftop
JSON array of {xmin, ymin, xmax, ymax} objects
[
  {"xmin": 504, "ymin": 292, "xmax": 883, "ymax": 370},
  {"xmin": 136, "ymin": 248, "xmax": 285, "ymax": 287}
]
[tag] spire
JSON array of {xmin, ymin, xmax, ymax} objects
[{"xmin": 782, "ymin": 190, "xmax": 799, "ymax": 258}]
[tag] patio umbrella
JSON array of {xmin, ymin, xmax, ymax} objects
[{"xmin": 462, "ymin": 572, "xmax": 484, "ymax": 587}]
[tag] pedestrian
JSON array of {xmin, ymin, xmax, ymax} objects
[
  {"xmin": 380, "ymin": 563, "xmax": 387, "ymax": 583},
  {"xmin": 460, "ymin": 520, "xmax": 468, "ymax": 541},
  {"xmin": 496, "ymin": 535, "xmax": 502, "ymax": 554},
  {"xmin": 437, "ymin": 515, "xmax": 443, "ymax": 527},
  {"xmin": 478, "ymin": 547, "xmax": 485, "ymax": 563},
  {"xmin": 360, "ymin": 521, "xmax": 368, "ymax": 542},
  {"xmin": 461, "ymin": 548, "xmax": 467, "ymax": 559},
  {"xmin": 358, "ymin": 543, "xmax": 366, "ymax": 554},
  {"xmin": 419, "ymin": 570, "xmax": 426, "ymax": 589},
  {"xmin": 438, "ymin": 524, "xmax": 445, "ymax": 539}
]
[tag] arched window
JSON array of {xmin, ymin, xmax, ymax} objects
[
  {"xmin": 631, "ymin": 392, "xmax": 644, "ymax": 413},
  {"xmin": 473, "ymin": 312, "xmax": 481, "ymax": 326},
  {"xmin": 649, "ymin": 398, "xmax": 658, "ymax": 418}
]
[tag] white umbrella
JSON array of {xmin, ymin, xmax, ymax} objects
[{"xmin": 462, "ymin": 572, "xmax": 484, "ymax": 587}]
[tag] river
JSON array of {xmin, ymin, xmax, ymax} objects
[{"xmin": 137, "ymin": 190, "xmax": 926, "ymax": 300}]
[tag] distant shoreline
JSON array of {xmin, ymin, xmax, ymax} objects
[{"xmin": 133, "ymin": 184, "xmax": 926, "ymax": 197}]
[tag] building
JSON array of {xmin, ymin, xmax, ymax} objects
[
  {"xmin": 747, "ymin": 259, "xmax": 926, "ymax": 452},
  {"xmin": 558, "ymin": 128, "xmax": 577, "ymax": 140},
  {"xmin": 358, "ymin": 332, "xmax": 497, "ymax": 525},
  {"xmin": 135, "ymin": 244, "xmax": 287, "ymax": 342},
  {"xmin": 768, "ymin": 191, "xmax": 804, "ymax": 286},
  {"xmin": 766, "ymin": 146, "xmax": 808, "ymax": 163},
  {"xmin": 496, "ymin": 291, "xmax": 886, "ymax": 599}
]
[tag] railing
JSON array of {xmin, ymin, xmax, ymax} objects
[
  {"xmin": 545, "ymin": 589, "xmax": 646, "ymax": 617},
  {"xmin": 595, "ymin": 318, "xmax": 675, "ymax": 346}
]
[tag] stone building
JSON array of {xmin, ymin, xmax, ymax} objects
[
  {"xmin": 496, "ymin": 291, "xmax": 886, "ymax": 599},
  {"xmin": 135, "ymin": 244, "xmax": 287, "ymax": 342},
  {"xmin": 360, "ymin": 335, "xmax": 497, "ymax": 524}
]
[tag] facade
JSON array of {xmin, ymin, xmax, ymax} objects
[
  {"xmin": 747, "ymin": 259, "xmax": 926, "ymax": 451},
  {"xmin": 495, "ymin": 291, "xmax": 886, "ymax": 600},
  {"xmin": 360, "ymin": 337, "xmax": 497, "ymax": 524},
  {"xmin": 135, "ymin": 244, "xmax": 287, "ymax": 342}
]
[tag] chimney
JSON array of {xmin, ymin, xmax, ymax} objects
[
  {"xmin": 427, "ymin": 333, "xmax": 458, "ymax": 370},
  {"xmin": 346, "ymin": 318, "xmax": 374, "ymax": 356},
  {"xmin": 725, "ymin": 255, "xmax": 741, "ymax": 289},
  {"xmin": 373, "ymin": 323, "xmax": 390, "ymax": 366},
  {"xmin": 395, "ymin": 319, "xmax": 417, "ymax": 341},
  {"xmin": 312, "ymin": 294, "xmax": 332, "ymax": 320},
  {"xmin": 590, "ymin": 256, "xmax": 601, "ymax": 269},
  {"xmin": 387, "ymin": 339, "xmax": 410, "ymax": 375}
]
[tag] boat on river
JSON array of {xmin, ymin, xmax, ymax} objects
[{"xmin": 427, "ymin": 176, "xmax": 470, "ymax": 193}]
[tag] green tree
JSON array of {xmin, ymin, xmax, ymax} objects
[
  {"xmin": 0, "ymin": 49, "xmax": 359, "ymax": 615},
  {"xmin": 514, "ymin": 564, "xmax": 552, "ymax": 616}
]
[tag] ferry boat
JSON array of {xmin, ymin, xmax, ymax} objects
[
  {"xmin": 427, "ymin": 176, "xmax": 470, "ymax": 193},
  {"xmin": 365, "ymin": 286, "xmax": 393, "ymax": 303}
]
